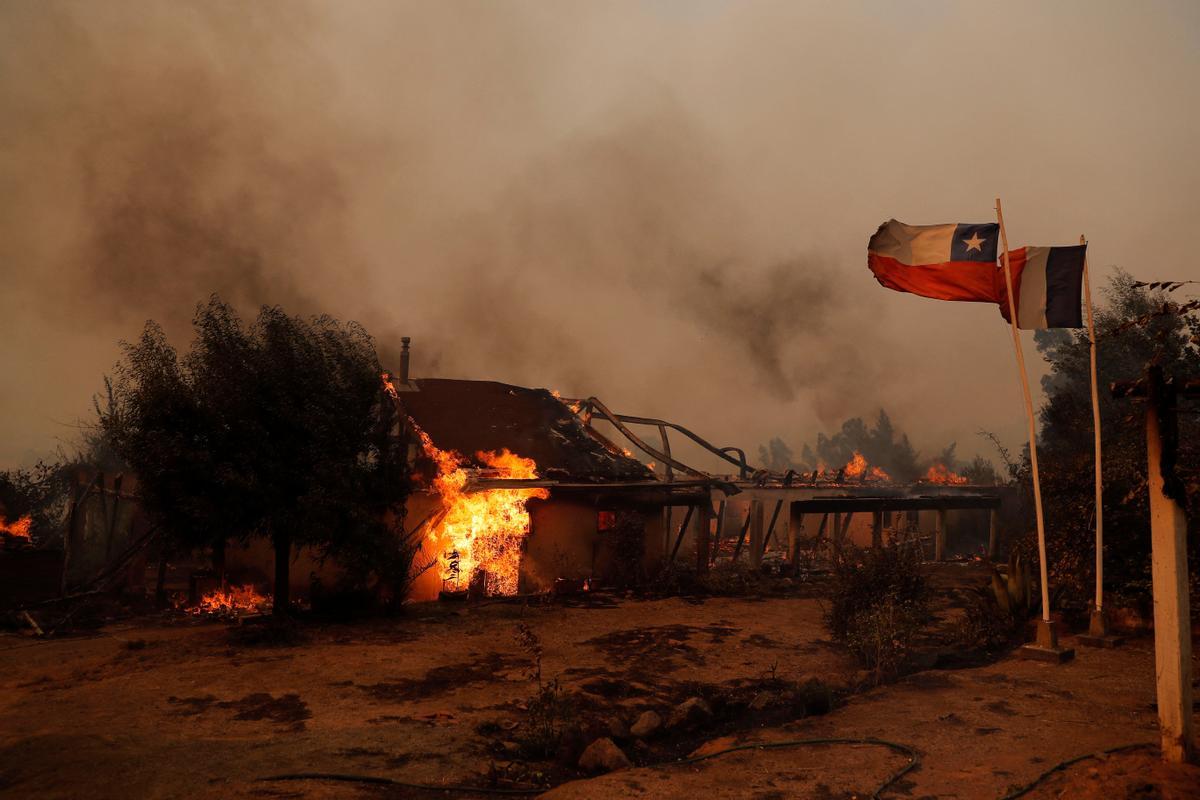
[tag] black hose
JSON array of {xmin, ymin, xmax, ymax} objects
[
  {"xmin": 997, "ymin": 742, "xmax": 1155, "ymax": 799},
  {"xmin": 258, "ymin": 735, "xmax": 920, "ymax": 798}
]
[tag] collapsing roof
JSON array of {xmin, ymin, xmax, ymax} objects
[{"xmin": 397, "ymin": 379, "xmax": 654, "ymax": 483}]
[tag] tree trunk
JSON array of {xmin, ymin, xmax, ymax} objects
[{"xmin": 273, "ymin": 530, "xmax": 291, "ymax": 616}]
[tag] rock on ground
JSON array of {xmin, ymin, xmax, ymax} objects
[
  {"xmin": 630, "ymin": 710, "xmax": 662, "ymax": 739},
  {"xmin": 578, "ymin": 737, "xmax": 631, "ymax": 773},
  {"xmin": 668, "ymin": 697, "xmax": 713, "ymax": 729}
]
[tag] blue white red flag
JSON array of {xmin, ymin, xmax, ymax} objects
[{"xmin": 867, "ymin": 219, "xmax": 1000, "ymax": 303}]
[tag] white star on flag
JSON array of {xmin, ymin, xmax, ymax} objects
[{"xmin": 962, "ymin": 232, "xmax": 985, "ymax": 252}]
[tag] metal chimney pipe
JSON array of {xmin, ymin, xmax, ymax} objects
[{"xmin": 399, "ymin": 337, "xmax": 411, "ymax": 384}]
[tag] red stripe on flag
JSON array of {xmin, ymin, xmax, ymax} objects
[{"xmin": 868, "ymin": 253, "xmax": 1000, "ymax": 303}]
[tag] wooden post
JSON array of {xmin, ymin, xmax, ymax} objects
[
  {"xmin": 695, "ymin": 502, "xmax": 713, "ymax": 574},
  {"xmin": 831, "ymin": 512, "xmax": 842, "ymax": 558},
  {"xmin": 760, "ymin": 500, "xmax": 784, "ymax": 558},
  {"xmin": 871, "ymin": 511, "xmax": 883, "ymax": 549},
  {"xmin": 1081, "ymin": 235, "xmax": 1110, "ymax": 639},
  {"xmin": 996, "ymin": 199, "xmax": 1054, "ymax": 628},
  {"xmin": 934, "ymin": 508, "xmax": 947, "ymax": 561},
  {"xmin": 749, "ymin": 501, "xmax": 764, "ymax": 568},
  {"xmin": 988, "ymin": 508, "xmax": 999, "ymax": 560},
  {"xmin": 815, "ymin": 513, "xmax": 829, "ymax": 559},
  {"xmin": 1145, "ymin": 366, "xmax": 1194, "ymax": 763},
  {"xmin": 787, "ymin": 504, "xmax": 801, "ymax": 567}
]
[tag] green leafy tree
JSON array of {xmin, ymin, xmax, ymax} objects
[
  {"xmin": 101, "ymin": 297, "xmax": 411, "ymax": 614},
  {"xmin": 1027, "ymin": 270, "xmax": 1200, "ymax": 601}
]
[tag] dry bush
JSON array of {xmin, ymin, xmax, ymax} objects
[{"xmin": 825, "ymin": 538, "xmax": 928, "ymax": 682}]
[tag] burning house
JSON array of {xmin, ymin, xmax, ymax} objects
[{"xmin": 222, "ymin": 339, "xmax": 1006, "ymax": 605}]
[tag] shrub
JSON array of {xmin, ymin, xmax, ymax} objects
[
  {"xmin": 513, "ymin": 623, "xmax": 577, "ymax": 759},
  {"xmin": 825, "ymin": 538, "xmax": 928, "ymax": 681}
]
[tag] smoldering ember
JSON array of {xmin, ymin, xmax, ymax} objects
[{"xmin": 3, "ymin": 4, "xmax": 1200, "ymax": 800}]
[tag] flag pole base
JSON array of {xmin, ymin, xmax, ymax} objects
[
  {"xmin": 1078, "ymin": 605, "xmax": 1124, "ymax": 648},
  {"xmin": 1020, "ymin": 619, "xmax": 1076, "ymax": 663}
]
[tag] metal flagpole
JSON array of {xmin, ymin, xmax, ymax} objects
[{"xmin": 995, "ymin": 198, "xmax": 1053, "ymax": 628}]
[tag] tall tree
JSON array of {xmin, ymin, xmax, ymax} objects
[
  {"xmin": 1029, "ymin": 270, "xmax": 1200, "ymax": 600},
  {"xmin": 102, "ymin": 297, "xmax": 409, "ymax": 614}
]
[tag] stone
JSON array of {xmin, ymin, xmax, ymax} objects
[
  {"xmin": 608, "ymin": 716, "xmax": 630, "ymax": 740},
  {"xmin": 667, "ymin": 697, "xmax": 713, "ymax": 729},
  {"xmin": 630, "ymin": 710, "xmax": 662, "ymax": 739},
  {"xmin": 578, "ymin": 737, "xmax": 631, "ymax": 773}
]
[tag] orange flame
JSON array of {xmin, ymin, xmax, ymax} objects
[
  {"xmin": 0, "ymin": 515, "xmax": 32, "ymax": 541},
  {"xmin": 192, "ymin": 584, "xmax": 269, "ymax": 616},
  {"xmin": 419, "ymin": 430, "xmax": 549, "ymax": 596},
  {"xmin": 842, "ymin": 452, "xmax": 890, "ymax": 482},
  {"xmin": 925, "ymin": 463, "xmax": 967, "ymax": 485}
]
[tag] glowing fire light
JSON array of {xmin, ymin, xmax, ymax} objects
[
  {"xmin": 418, "ymin": 430, "xmax": 549, "ymax": 596},
  {"xmin": 842, "ymin": 452, "xmax": 890, "ymax": 482},
  {"xmin": 0, "ymin": 515, "xmax": 32, "ymax": 541},
  {"xmin": 925, "ymin": 463, "xmax": 968, "ymax": 485},
  {"xmin": 192, "ymin": 585, "xmax": 269, "ymax": 616}
]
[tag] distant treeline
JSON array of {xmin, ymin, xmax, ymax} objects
[{"xmin": 758, "ymin": 410, "xmax": 1000, "ymax": 485}]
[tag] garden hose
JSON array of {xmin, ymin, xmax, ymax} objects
[{"xmin": 259, "ymin": 735, "xmax": 920, "ymax": 798}]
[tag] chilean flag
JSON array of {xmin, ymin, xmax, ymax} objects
[
  {"xmin": 998, "ymin": 245, "xmax": 1087, "ymax": 329},
  {"xmin": 867, "ymin": 219, "xmax": 1001, "ymax": 303}
]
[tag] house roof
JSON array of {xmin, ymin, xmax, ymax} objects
[{"xmin": 398, "ymin": 379, "xmax": 654, "ymax": 483}]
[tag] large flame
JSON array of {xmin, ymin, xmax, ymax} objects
[
  {"xmin": 842, "ymin": 452, "xmax": 890, "ymax": 482},
  {"xmin": 192, "ymin": 584, "xmax": 270, "ymax": 616},
  {"xmin": 418, "ymin": 431, "xmax": 549, "ymax": 596},
  {"xmin": 0, "ymin": 515, "xmax": 32, "ymax": 541},
  {"xmin": 925, "ymin": 463, "xmax": 967, "ymax": 484}
]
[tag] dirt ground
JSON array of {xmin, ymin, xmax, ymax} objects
[{"xmin": 1, "ymin": 564, "xmax": 1198, "ymax": 800}]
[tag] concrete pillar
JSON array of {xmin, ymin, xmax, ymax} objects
[
  {"xmin": 1146, "ymin": 370, "xmax": 1194, "ymax": 763},
  {"xmin": 934, "ymin": 508, "xmax": 948, "ymax": 561}
]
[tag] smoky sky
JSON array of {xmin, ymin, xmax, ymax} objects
[{"xmin": 2, "ymin": 1, "xmax": 1199, "ymax": 471}]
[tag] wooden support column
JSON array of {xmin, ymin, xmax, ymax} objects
[
  {"xmin": 934, "ymin": 509, "xmax": 948, "ymax": 561},
  {"xmin": 988, "ymin": 509, "xmax": 999, "ymax": 560},
  {"xmin": 871, "ymin": 511, "xmax": 883, "ymax": 550},
  {"xmin": 1145, "ymin": 367, "xmax": 1194, "ymax": 763},
  {"xmin": 694, "ymin": 502, "xmax": 713, "ymax": 574},
  {"xmin": 786, "ymin": 504, "xmax": 801, "ymax": 566},
  {"xmin": 831, "ymin": 512, "xmax": 843, "ymax": 558},
  {"xmin": 749, "ymin": 501, "xmax": 764, "ymax": 568}
]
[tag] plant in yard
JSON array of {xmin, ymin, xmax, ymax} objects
[
  {"xmin": 512, "ymin": 623, "xmax": 576, "ymax": 759},
  {"xmin": 824, "ymin": 536, "xmax": 929, "ymax": 682}
]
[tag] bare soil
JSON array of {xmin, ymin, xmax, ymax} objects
[{"xmin": 1, "ymin": 563, "xmax": 1197, "ymax": 800}]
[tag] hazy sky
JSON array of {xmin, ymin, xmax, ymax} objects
[{"xmin": 2, "ymin": 1, "xmax": 1198, "ymax": 471}]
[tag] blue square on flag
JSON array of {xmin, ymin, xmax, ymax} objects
[{"xmin": 950, "ymin": 223, "xmax": 999, "ymax": 263}]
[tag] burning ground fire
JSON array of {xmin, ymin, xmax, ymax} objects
[
  {"xmin": 0, "ymin": 515, "xmax": 32, "ymax": 541},
  {"xmin": 191, "ymin": 585, "xmax": 270, "ymax": 616},
  {"xmin": 417, "ymin": 430, "xmax": 548, "ymax": 596}
]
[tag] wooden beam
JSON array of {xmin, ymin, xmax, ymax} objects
[
  {"xmin": 669, "ymin": 505, "xmax": 696, "ymax": 562},
  {"xmin": 871, "ymin": 510, "xmax": 883, "ymax": 550},
  {"xmin": 749, "ymin": 501, "xmax": 764, "ymax": 567}
]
